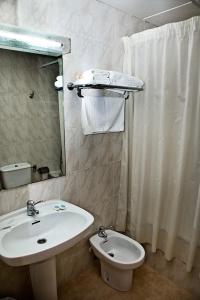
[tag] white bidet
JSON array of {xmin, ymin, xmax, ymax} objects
[{"xmin": 89, "ymin": 230, "xmax": 145, "ymax": 291}]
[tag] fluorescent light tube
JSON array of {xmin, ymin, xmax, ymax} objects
[{"xmin": 0, "ymin": 29, "xmax": 62, "ymax": 51}]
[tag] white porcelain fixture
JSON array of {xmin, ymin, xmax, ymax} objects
[
  {"xmin": 90, "ymin": 230, "xmax": 145, "ymax": 291},
  {"xmin": 0, "ymin": 200, "xmax": 94, "ymax": 300},
  {"xmin": 0, "ymin": 162, "xmax": 32, "ymax": 189}
]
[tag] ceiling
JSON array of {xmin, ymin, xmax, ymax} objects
[{"xmin": 98, "ymin": 0, "xmax": 200, "ymax": 26}]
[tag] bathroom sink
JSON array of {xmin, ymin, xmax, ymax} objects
[{"xmin": 0, "ymin": 200, "xmax": 94, "ymax": 266}]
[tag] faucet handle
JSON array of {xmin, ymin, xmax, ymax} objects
[
  {"xmin": 34, "ymin": 200, "xmax": 44, "ymax": 205},
  {"xmin": 27, "ymin": 200, "xmax": 43, "ymax": 205}
]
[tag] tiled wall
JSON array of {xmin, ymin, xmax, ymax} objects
[
  {"xmin": 0, "ymin": 0, "xmax": 150, "ymax": 298},
  {"xmin": 0, "ymin": 49, "xmax": 61, "ymax": 174},
  {"xmin": 0, "ymin": 0, "xmax": 17, "ymax": 25}
]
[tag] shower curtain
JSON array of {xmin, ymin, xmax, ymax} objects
[{"xmin": 116, "ymin": 16, "xmax": 200, "ymax": 271}]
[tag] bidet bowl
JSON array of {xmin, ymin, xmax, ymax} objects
[{"xmin": 90, "ymin": 230, "xmax": 145, "ymax": 270}]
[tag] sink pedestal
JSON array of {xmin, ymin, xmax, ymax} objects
[{"xmin": 29, "ymin": 256, "xmax": 57, "ymax": 300}]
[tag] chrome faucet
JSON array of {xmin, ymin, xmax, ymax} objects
[
  {"xmin": 26, "ymin": 200, "xmax": 43, "ymax": 216},
  {"xmin": 98, "ymin": 226, "xmax": 113, "ymax": 241}
]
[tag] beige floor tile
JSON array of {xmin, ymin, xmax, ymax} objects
[{"xmin": 58, "ymin": 264, "xmax": 197, "ymax": 300}]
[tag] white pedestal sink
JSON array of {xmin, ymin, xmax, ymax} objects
[{"xmin": 0, "ymin": 200, "xmax": 94, "ymax": 300}]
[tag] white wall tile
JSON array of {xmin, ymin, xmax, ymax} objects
[{"xmin": 0, "ymin": 0, "xmax": 151, "ymax": 296}]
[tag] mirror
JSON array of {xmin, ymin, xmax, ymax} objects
[{"xmin": 0, "ymin": 24, "xmax": 70, "ymax": 190}]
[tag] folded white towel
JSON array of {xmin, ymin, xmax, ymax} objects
[
  {"xmin": 81, "ymin": 90, "xmax": 125, "ymax": 135},
  {"xmin": 75, "ymin": 69, "xmax": 144, "ymax": 90}
]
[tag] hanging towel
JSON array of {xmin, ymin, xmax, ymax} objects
[{"xmin": 81, "ymin": 89, "xmax": 125, "ymax": 135}]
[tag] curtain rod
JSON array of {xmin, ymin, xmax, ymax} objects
[{"xmin": 143, "ymin": 1, "xmax": 192, "ymax": 21}]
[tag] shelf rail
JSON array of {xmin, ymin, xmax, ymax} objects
[{"xmin": 67, "ymin": 82, "xmax": 144, "ymax": 99}]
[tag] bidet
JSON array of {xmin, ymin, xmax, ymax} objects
[{"xmin": 90, "ymin": 230, "xmax": 145, "ymax": 291}]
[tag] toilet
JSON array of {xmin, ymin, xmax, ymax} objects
[{"xmin": 89, "ymin": 230, "xmax": 145, "ymax": 291}]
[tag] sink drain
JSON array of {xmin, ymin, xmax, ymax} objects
[
  {"xmin": 108, "ymin": 252, "xmax": 114, "ymax": 257},
  {"xmin": 37, "ymin": 238, "xmax": 47, "ymax": 244}
]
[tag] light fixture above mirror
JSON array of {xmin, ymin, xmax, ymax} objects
[{"xmin": 0, "ymin": 23, "xmax": 71, "ymax": 56}]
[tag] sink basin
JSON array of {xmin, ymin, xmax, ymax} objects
[
  {"xmin": 0, "ymin": 200, "xmax": 94, "ymax": 300},
  {"xmin": 0, "ymin": 200, "xmax": 94, "ymax": 266}
]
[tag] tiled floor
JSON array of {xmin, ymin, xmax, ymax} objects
[{"xmin": 58, "ymin": 264, "xmax": 198, "ymax": 300}]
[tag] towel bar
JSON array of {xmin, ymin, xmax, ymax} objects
[{"xmin": 67, "ymin": 82, "xmax": 143, "ymax": 99}]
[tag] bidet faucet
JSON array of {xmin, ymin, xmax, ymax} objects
[
  {"xmin": 26, "ymin": 200, "xmax": 43, "ymax": 216},
  {"xmin": 98, "ymin": 225, "xmax": 113, "ymax": 240}
]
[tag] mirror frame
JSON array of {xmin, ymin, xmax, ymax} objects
[{"xmin": 0, "ymin": 23, "xmax": 71, "ymax": 187}]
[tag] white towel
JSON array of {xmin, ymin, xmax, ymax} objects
[
  {"xmin": 75, "ymin": 69, "xmax": 144, "ymax": 90},
  {"xmin": 81, "ymin": 89, "xmax": 125, "ymax": 135}
]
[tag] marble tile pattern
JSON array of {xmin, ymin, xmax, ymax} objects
[
  {"xmin": 0, "ymin": 49, "xmax": 62, "ymax": 173},
  {"xmin": 0, "ymin": 0, "xmax": 152, "ymax": 298},
  {"xmin": 0, "ymin": 0, "xmax": 17, "ymax": 25}
]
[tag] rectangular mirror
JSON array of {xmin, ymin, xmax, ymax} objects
[{"xmin": 0, "ymin": 24, "xmax": 70, "ymax": 189}]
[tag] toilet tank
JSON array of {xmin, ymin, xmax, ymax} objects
[{"xmin": 0, "ymin": 163, "xmax": 32, "ymax": 189}]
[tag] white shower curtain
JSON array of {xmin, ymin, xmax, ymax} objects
[{"xmin": 116, "ymin": 16, "xmax": 200, "ymax": 271}]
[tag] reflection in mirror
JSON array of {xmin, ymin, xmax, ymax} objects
[{"xmin": 0, "ymin": 49, "xmax": 65, "ymax": 189}]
